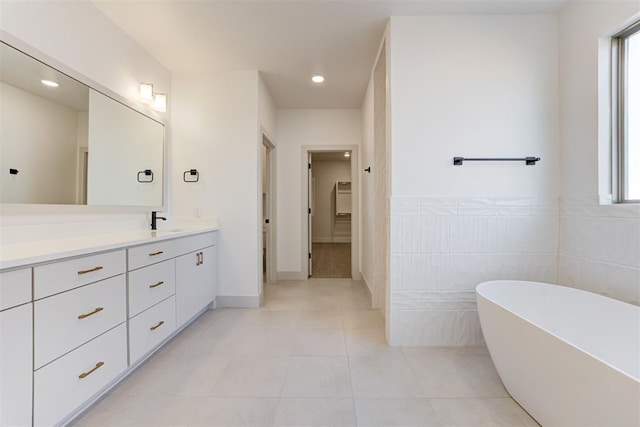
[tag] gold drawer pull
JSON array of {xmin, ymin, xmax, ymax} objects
[
  {"xmin": 150, "ymin": 320, "xmax": 165, "ymax": 331},
  {"xmin": 77, "ymin": 266, "xmax": 104, "ymax": 275},
  {"xmin": 78, "ymin": 307, "xmax": 104, "ymax": 319},
  {"xmin": 79, "ymin": 361, "xmax": 104, "ymax": 379},
  {"xmin": 149, "ymin": 251, "xmax": 164, "ymax": 256},
  {"xmin": 149, "ymin": 281, "xmax": 164, "ymax": 289}
]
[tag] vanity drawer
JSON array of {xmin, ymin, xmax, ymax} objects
[
  {"xmin": 34, "ymin": 323, "xmax": 127, "ymax": 427},
  {"xmin": 128, "ymin": 259, "xmax": 176, "ymax": 318},
  {"xmin": 173, "ymin": 232, "xmax": 217, "ymax": 256},
  {"xmin": 0, "ymin": 268, "xmax": 31, "ymax": 311},
  {"xmin": 34, "ymin": 250, "xmax": 126, "ymax": 300},
  {"xmin": 128, "ymin": 240, "xmax": 177, "ymax": 271},
  {"xmin": 129, "ymin": 296, "xmax": 176, "ymax": 364},
  {"xmin": 34, "ymin": 275, "xmax": 126, "ymax": 369}
]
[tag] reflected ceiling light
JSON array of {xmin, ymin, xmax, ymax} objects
[
  {"xmin": 344, "ymin": 152, "xmax": 350, "ymax": 158},
  {"xmin": 153, "ymin": 93, "xmax": 167, "ymax": 113},
  {"xmin": 41, "ymin": 79, "xmax": 59, "ymax": 88},
  {"xmin": 311, "ymin": 74, "xmax": 325, "ymax": 83},
  {"xmin": 139, "ymin": 82, "xmax": 154, "ymax": 103}
]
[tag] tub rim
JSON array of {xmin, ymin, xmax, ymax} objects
[{"xmin": 476, "ymin": 279, "xmax": 640, "ymax": 383}]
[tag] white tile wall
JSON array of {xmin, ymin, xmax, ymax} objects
[
  {"xmin": 389, "ymin": 196, "xmax": 559, "ymax": 346},
  {"xmin": 558, "ymin": 197, "xmax": 640, "ymax": 305}
]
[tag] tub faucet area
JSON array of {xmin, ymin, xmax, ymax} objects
[{"xmin": 150, "ymin": 211, "xmax": 166, "ymax": 230}]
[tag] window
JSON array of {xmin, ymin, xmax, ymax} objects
[{"xmin": 613, "ymin": 21, "xmax": 640, "ymax": 202}]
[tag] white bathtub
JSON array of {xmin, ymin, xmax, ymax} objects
[{"xmin": 476, "ymin": 280, "xmax": 640, "ymax": 427}]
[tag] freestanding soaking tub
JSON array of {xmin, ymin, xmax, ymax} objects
[{"xmin": 476, "ymin": 280, "xmax": 640, "ymax": 427}]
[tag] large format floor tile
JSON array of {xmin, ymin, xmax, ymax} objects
[
  {"xmin": 273, "ymin": 398, "xmax": 357, "ymax": 427},
  {"xmin": 281, "ymin": 356, "xmax": 352, "ymax": 398},
  {"xmin": 73, "ymin": 279, "xmax": 539, "ymax": 427},
  {"xmin": 190, "ymin": 397, "xmax": 279, "ymax": 426},
  {"xmin": 429, "ymin": 397, "xmax": 539, "ymax": 426},
  {"xmin": 349, "ymin": 353, "xmax": 424, "ymax": 398},
  {"xmin": 354, "ymin": 398, "xmax": 441, "ymax": 426}
]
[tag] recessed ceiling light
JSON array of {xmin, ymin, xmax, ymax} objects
[
  {"xmin": 312, "ymin": 75, "xmax": 325, "ymax": 83},
  {"xmin": 344, "ymin": 152, "xmax": 350, "ymax": 157},
  {"xmin": 41, "ymin": 80, "xmax": 59, "ymax": 88}
]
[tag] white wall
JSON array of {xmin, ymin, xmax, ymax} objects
[
  {"xmin": 0, "ymin": 82, "xmax": 78, "ymax": 204},
  {"xmin": 388, "ymin": 15, "xmax": 560, "ymax": 346},
  {"xmin": 276, "ymin": 109, "xmax": 362, "ymax": 276},
  {"xmin": 311, "ymin": 161, "xmax": 351, "ymax": 242},
  {"xmin": 390, "ymin": 15, "xmax": 559, "ymax": 197},
  {"xmin": 171, "ymin": 70, "xmax": 264, "ymax": 305},
  {"xmin": 558, "ymin": 1, "xmax": 640, "ymax": 305},
  {"xmin": 0, "ymin": 1, "xmax": 170, "ymax": 112},
  {"xmin": 0, "ymin": 1, "xmax": 170, "ymax": 237}
]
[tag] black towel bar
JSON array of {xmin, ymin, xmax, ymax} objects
[{"xmin": 453, "ymin": 157, "xmax": 540, "ymax": 166}]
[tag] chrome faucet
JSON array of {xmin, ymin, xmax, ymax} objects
[{"xmin": 151, "ymin": 211, "xmax": 167, "ymax": 230}]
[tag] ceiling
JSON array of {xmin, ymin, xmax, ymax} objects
[
  {"xmin": 92, "ymin": 0, "xmax": 567, "ymax": 109},
  {"xmin": 0, "ymin": 41, "xmax": 89, "ymax": 111}
]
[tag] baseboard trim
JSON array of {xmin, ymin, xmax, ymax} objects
[
  {"xmin": 361, "ymin": 271, "xmax": 373, "ymax": 301},
  {"xmin": 277, "ymin": 271, "xmax": 307, "ymax": 280},
  {"xmin": 216, "ymin": 295, "xmax": 261, "ymax": 308}
]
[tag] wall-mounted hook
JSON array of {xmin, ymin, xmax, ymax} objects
[
  {"xmin": 183, "ymin": 169, "xmax": 200, "ymax": 183},
  {"xmin": 364, "ymin": 167, "xmax": 371, "ymax": 173},
  {"xmin": 9, "ymin": 168, "xmax": 19, "ymax": 175},
  {"xmin": 137, "ymin": 169, "xmax": 154, "ymax": 183}
]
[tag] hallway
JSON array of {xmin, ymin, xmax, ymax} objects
[
  {"xmin": 311, "ymin": 243, "xmax": 351, "ymax": 278},
  {"xmin": 73, "ymin": 279, "xmax": 538, "ymax": 426}
]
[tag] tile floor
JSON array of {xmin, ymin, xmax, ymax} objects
[{"xmin": 73, "ymin": 279, "xmax": 539, "ymax": 427}]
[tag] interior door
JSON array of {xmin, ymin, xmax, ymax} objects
[{"xmin": 308, "ymin": 152, "xmax": 313, "ymax": 277}]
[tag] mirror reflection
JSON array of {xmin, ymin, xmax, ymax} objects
[{"xmin": 0, "ymin": 41, "xmax": 164, "ymax": 207}]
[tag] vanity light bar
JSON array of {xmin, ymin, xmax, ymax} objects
[{"xmin": 140, "ymin": 83, "xmax": 168, "ymax": 112}]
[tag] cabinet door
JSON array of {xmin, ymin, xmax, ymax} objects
[
  {"xmin": 0, "ymin": 304, "xmax": 33, "ymax": 427},
  {"xmin": 175, "ymin": 251, "xmax": 201, "ymax": 327},
  {"xmin": 198, "ymin": 246, "xmax": 217, "ymax": 308}
]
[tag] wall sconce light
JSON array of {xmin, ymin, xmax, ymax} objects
[
  {"xmin": 140, "ymin": 82, "xmax": 168, "ymax": 112},
  {"xmin": 153, "ymin": 93, "xmax": 167, "ymax": 112},
  {"xmin": 139, "ymin": 83, "xmax": 154, "ymax": 103}
]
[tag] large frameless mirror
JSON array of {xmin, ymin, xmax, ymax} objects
[{"xmin": 0, "ymin": 41, "xmax": 164, "ymax": 207}]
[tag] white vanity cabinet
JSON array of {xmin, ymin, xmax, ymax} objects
[
  {"xmin": 176, "ymin": 242, "xmax": 217, "ymax": 327},
  {"xmin": 0, "ymin": 228, "xmax": 218, "ymax": 426},
  {"xmin": 126, "ymin": 231, "xmax": 216, "ymax": 361},
  {"xmin": 0, "ymin": 268, "xmax": 33, "ymax": 427}
]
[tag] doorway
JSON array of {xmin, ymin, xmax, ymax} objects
[
  {"xmin": 303, "ymin": 146, "xmax": 359, "ymax": 280},
  {"xmin": 261, "ymin": 134, "xmax": 276, "ymax": 284}
]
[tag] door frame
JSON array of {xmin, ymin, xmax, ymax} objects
[
  {"xmin": 301, "ymin": 145, "xmax": 360, "ymax": 281},
  {"xmin": 261, "ymin": 132, "xmax": 277, "ymax": 286}
]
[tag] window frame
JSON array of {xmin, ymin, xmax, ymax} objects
[{"xmin": 612, "ymin": 20, "xmax": 640, "ymax": 203}]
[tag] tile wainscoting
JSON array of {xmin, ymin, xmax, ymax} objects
[
  {"xmin": 559, "ymin": 196, "xmax": 640, "ymax": 305},
  {"xmin": 389, "ymin": 196, "xmax": 559, "ymax": 346}
]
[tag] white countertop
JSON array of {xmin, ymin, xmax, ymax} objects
[{"xmin": 0, "ymin": 226, "xmax": 219, "ymax": 270}]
